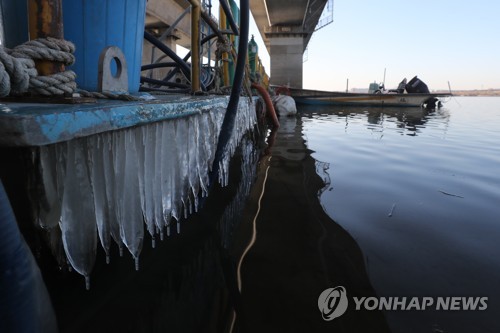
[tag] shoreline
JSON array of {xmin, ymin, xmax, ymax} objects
[{"xmin": 434, "ymin": 89, "xmax": 500, "ymax": 96}]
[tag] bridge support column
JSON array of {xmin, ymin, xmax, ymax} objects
[{"xmin": 269, "ymin": 35, "xmax": 304, "ymax": 89}]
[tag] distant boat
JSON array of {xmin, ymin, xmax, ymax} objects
[{"xmin": 275, "ymin": 76, "xmax": 452, "ymax": 108}]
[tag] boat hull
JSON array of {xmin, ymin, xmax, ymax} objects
[{"xmin": 284, "ymin": 87, "xmax": 451, "ymax": 107}]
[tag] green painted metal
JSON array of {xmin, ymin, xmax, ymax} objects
[{"xmin": 248, "ymin": 35, "xmax": 258, "ymax": 75}]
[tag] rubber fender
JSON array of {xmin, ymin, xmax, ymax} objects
[{"xmin": 271, "ymin": 95, "xmax": 297, "ymax": 117}]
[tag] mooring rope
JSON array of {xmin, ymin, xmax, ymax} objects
[
  {"xmin": 77, "ymin": 89, "xmax": 142, "ymax": 101},
  {"xmin": 0, "ymin": 37, "xmax": 77, "ymax": 97},
  {"xmin": 0, "ymin": 37, "xmax": 140, "ymax": 101},
  {"xmin": 10, "ymin": 37, "xmax": 76, "ymax": 64},
  {"xmin": 0, "ymin": 48, "xmax": 37, "ymax": 96}
]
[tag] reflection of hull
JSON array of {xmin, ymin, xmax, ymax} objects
[
  {"xmin": 231, "ymin": 116, "xmax": 391, "ymax": 332},
  {"xmin": 287, "ymin": 87, "xmax": 451, "ymax": 107}
]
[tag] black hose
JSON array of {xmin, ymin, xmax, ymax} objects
[
  {"xmin": 140, "ymin": 77, "xmax": 190, "ymax": 89},
  {"xmin": 209, "ymin": 0, "xmax": 249, "ymax": 186},
  {"xmin": 141, "ymin": 62, "xmax": 179, "ymax": 71},
  {"xmin": 143, "ymin": 33, "xmax": 219, "ymax": 74},
  {"xmin": 162, "ymin": 33, "xmax": 219, "ymax": 84},
  {"xmin": 219, "ymin": 0, "xmax": 240, "ymax": 35},
  {"xmin": 182, "ymin": 33, "xmax": 220, "ymax": 62},
  {"xmin": 144, "ymin": 31, "xmax": 210, "ymax": 91},
  {"xmin": 144, "ymin": 30, "xmax": 191, "ymax": 77},
  {"xmin": 139, "ymin": 87, "xmax": 191, "ymax": 94}
]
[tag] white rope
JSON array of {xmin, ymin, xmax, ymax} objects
[
  {"xmin": 0, "ymin": 48, "xmax": 37, "ymax": 96},
  {"xmin": 77, "ymin": 89, "xmax": 142, "ymax": 101},
  {"xmin": 29, "ymin": 71, "xmax": 77, "ymax": 96},
  {"xmin": 0, "ymin": 37, "xmax": 139, "ymax": 100},
  {"xmin": 0, "ymin": 37, "xmax": 76, "ymax": 97},
  {"xmin": 10, "ymin": 37, "xmax": 76, "ymax": 65}
]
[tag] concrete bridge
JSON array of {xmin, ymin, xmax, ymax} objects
[{"xmin": 250, "ymin": 0, "xmax": 331, "ymax": 88}]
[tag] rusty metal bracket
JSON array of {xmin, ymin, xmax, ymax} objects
[{"xmin": 28, "ymin": 0, "xmax": 65, "ymax": 76}]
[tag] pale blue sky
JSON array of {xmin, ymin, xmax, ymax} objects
[{"xmin": 250, "ymin": 0, "xmax": 500, "ymax": 91}]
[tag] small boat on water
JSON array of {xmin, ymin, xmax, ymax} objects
[{"xmin": 276, "ymin": 76, "xmax": 452, "ymax": 108}]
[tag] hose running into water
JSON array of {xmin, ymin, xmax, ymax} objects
[{"xmin": 209, "ymin": 0, "xmax": 249, "ymax": 187}]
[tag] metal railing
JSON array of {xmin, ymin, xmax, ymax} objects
[{"xmin": 141, "ymin": 0, "xmax": 242, "ymax": 94}]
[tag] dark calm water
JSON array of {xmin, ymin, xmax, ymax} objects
[
  {"xmin": 38, "ymin": 97, "xmax": 500, "ymax": 333},
  {"xmin": 275, "ymin": 97, "xmax": 500, "ymax": 332}
]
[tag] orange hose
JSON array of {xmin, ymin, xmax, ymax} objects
[{"xmin": 251, "ymin": 82, "xmax": 280, "ymax": 128}]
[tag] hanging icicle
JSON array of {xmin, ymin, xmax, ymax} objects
[{"xmin": 31, "ymin": 100, "xmax": 256, "ymax": 287}]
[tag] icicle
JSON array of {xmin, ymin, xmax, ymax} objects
[
  {"xmin": 152, "ymin": 123, "xmax": 163, "ymax": 232},
  {"xmin": 198, "ymin": 113, "xmax": 210, "ymax": 197},
  {"xmin": 163, "ymin": 121, "xmax": 179, "ymax": 222},
  {"xmin": 36, "ymin": 145, "xmax": 61, "ymax": 229},
  {"xmin": 31, "ymin": 98, "xmax": 258, "ymax": 282},
  {"xmin": 154, "ymin": 225, "xmax": 163, "ymax": 242},
  {"xmin": 103, "ymin": 131, "xmax": 122, "ymax": 254},
  {"xmin": 159, "ymin": 121, "xmax": 172, "ymax": 225},
  {"xmin": 111, "ymin": 131, "xmax": 131, "ymax": 260},
  {"xmin": 135, "ymin": 127, "xmax": 148, "ymax": 229},
  {"xmin": 46, "ymin": 226, "xmax": 67, "ymax": 268},
  {"xmin": 187, "ymin": 116, "xmax": 201, "ymax": 212},
  {"xmin": 85, "ymin": 275, "xmax": 91, "ymax": 290},
  {"xmin": 87, "ymin": 134, "xmax": 112, "ymax": 262},
  {"xmin": 187, "ymin": 196, "xmax": 193, "ymax": 216},
  {"xmin": 143, "ymin": 124, "xmax": 156, "ymax": 237},
  {"xmin": 60, "ymin": 139, "xmax": 97, "ymax": 285},
  {"xmin": 118, "ymin": 129, "xmax": 144, "ymax": 267},
  {"xmin": 174, "ymin": 118, "xmax": 190, "ymax": 219}
]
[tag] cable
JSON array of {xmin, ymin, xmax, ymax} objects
[{"xmin": 209, "ymin": 0, "xmax": 249, "ymax": 187}]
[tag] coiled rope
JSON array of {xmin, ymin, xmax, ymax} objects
[
  {"xmin": 0, "ymin": 37, "xmax": 77, "ymax": 97},
  {"xmin": 0, "ymin": 37, "xmax": 140, "ymax": 101}
]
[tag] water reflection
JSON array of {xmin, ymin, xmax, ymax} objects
[
  {"xmin": 300, "ymin": 104, "xmax": 451, "ymax": 137},
  {"xmin": 300, "ymin": 99, "xmax": 500, "ymax": 333},
  {"xmin": 231, "ymin": 116, "xmax": 390, "ymax": 332},
  {"xmin": 43, "ymin": 215, "xmax": 236, "ymax": 333}
]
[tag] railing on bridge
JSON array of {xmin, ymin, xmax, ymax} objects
[{"xmin": 316, "ymin": 0, "xmax": 334, "ymax": 31}]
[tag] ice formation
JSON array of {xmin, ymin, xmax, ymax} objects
[
  {"xmin": 31, "ymin": 100, "xmax": 256, "ymax": 288},
  {"xmin": 219, "ymin": 135, "xmax": 260, "ymax": 249}
]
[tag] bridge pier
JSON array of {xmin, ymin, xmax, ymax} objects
[
  {"xmin": 269, "ymin": 35, "xmax": 304, "ymax": 89},
  {"xmin": 250, "ymin": 0, "xmax": 331, "ymax": 90}
]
